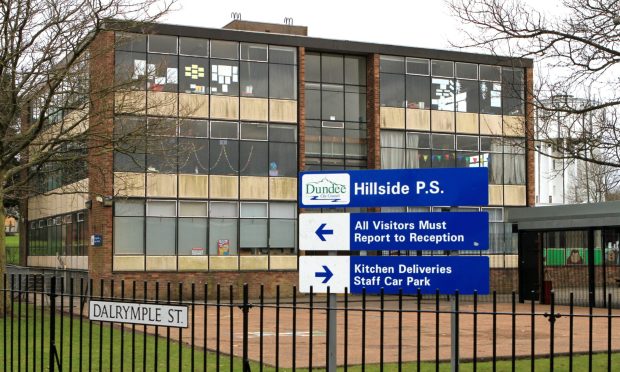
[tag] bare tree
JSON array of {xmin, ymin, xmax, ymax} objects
[
  {"xmin": 0, "ymin": 0, "xmax": 175, "ymax": 314},
  {"xmin": 448, "ymin": 0, "xmax": 620, "ymax": 168},
  {"xmin": 566, "ymin": 156, "xmax": 620, "ymax": 203}
]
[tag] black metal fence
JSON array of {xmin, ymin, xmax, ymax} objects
[{"xmin": 1, "ymin": 274, "xmax": 619, "ymax": 371}]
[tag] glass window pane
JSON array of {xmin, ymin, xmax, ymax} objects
[
  {"xmin": 270, "ymin": 202, "xmax": 296, "ymax": 218},
  {"xmin": 179, "ymin": 56, "xmax": 209, "ymax": 94},
  {"xmin": 322, "ymin": 87, "xmax": 344, "ymax": 121},
  {"xmin": 321, "ymin": 54, "xmax": 344, "ymax": 84},
  {"xmin": 480, "ymin": 136, "xmax": 503, "ymax": 152},
  {"xmin": 480, "ymin": 65, "xmax": 501, "ymax": 81},
  {"xmin": 210, "ymin": 201, "xmax": 238, "ymax": 218},
  {"xmin": 115, "ymin": 51, "xmax": 147, "ymax": 90},
  {"xmin": 179, "ymin": 201, "xmax": 208, "ymax": 217},
  {"xmin": 116, "ymin": 33, "xmax": 147, "ymax": 52},
  {"xmin": 456, "ymin": 79, "xmax": 479, "ymax": 113},
  {"xmin": 147, "ymin": 54, "xmax": 178, "ymax": 92},
  {"xmin": 146, "ymin": 217, "xmax": 176, "ymax": 255},
  {"xmin": 241, "ymin": 122, "xmax": 268, "ymax": 140},
  {"xmin": 240, "ymin": 202, "xmax": 268, "ymax": 218},
  {"xmin": 480, "ymin": 81, "xmax": 502, "ymax": 115},
  {"xmin": 210, "ymin": 59, "xmax": 239, "ymax": 95},
  {"xmin": 178, "ymin": 218, "xmax": 207, "ymax": 255},
  {"xmin": 457, "ymin": 135, "xmax": 479, "ymax": 151},
  {"xmin": 147, "ymin": 117, "xmax": 177, "ymax": 137},
  {"xmin": 406, "ymin": 75, "xmax": 430, "ymax": 109},
  {"xmin": 431, "ymin": 150, "xmax": 456, "ymax": 168},
  {"xmin": 381, "ymin": 148, "xmax": 405, "ymax": 169},
  {"xmin": 456, "ymin": 63, "xmax": 478, "ymax": 79},
  {"xmin": 345, "ymin": 91, "xmax": 366, "ymax": 122},
  {"xmin": 115, "ymin": 200, "xmax": 145, "ymax": 217},
  {"xmin": 502, "ymin": 68, "xmax": 524, "ymax": 116},
  {"xmin": 269, "ymin": 142, "xmax": 297, "ymax": 176},
  {"xmin": 305, "ymin": 53, "xmax": 321, "ymax": 82},
  {"xmin": 240, "ymin": 61, "xmax": 268, "ymax": 97},
  {"xmin": 211, "ymin": 40, "xmax": 239, "ymax": 59},
  {"xmin": 406, "ymin": 58, "xmax": 430, "ymax": 75},
  {"xmin": 432, "ymin": 134, "xmax": 455, "ymax": 149},
  {"xmin": 269, "ymin": 64, "xmax": 297, "ymax": 99},
  {"xmin": 345, "ymin": 56, "xmax": 366, "ymax": 85},
  {"xmin": 240, "ymin": 141, "xmax": 268, "ymax": 176},
  {"xmin": 114, "ymin": 217, "xmax": 144, "ymax": 254},
  {"xmin": 406, "ymin": 132, "xmax": 430, "ymax": 148},
  {"xmin": 380, "ymin": 55, "xmax": 404, "ymax": 74},
  {"xmin": 178, "ymin": 137, "xmax": 209, "ymax": 174},
  {"xmin": 269, "ymin": 219, "xmax": 296, "ymax": 248},
  {"xmin": 431, "ymin": 78, "xmax": 455, "ymax": 111},
  {"xmin": 146, "ymin": 136, "xmax": 177, "ymax": 173},
  {"xmin": 269, "ymin": 124, "xmax": 297, "ymax": 142},
  {"xmin": 269, "ymin": 46, "xmax": 296, "ymax": 64},
  {"xmin": 147, "ymin": 200, "xmax": 176, "ymax": 217},
  {"xmin": 431, "ymin": 60, "xmax": 454, "ymax": 77},
  {"xmin": 304, "ymin": 127, "xmax": 320, "ymax": 156},
  {"xmin": 381, "ymin": 131, "xmax": 405, "ymax": 148},
  {"xmin": 179, "ymin": 37, "xmax": 209, "ymax": 56},
  {"xmin": 241, "ymin": 43, "xmax": 268, "ymax": 61},
  {"xmin": 457, "ymin": 152, "xmax": 481, "ymax": 168},
  {"xmin": 210, "ymin": 121, "xmax": 239, "ymax": 139},
  {"xmin": 321, "ymin": 128, "xmax": 344, "ymax": 157},
  {"xmin": 406, "ymin": 148, "xmax": 432, "ymax": 168},
  {"xmin": 148, "ymin": 35, "xmax": 177, "ymax": 54},
  {"xmin": 380, "ymin": 73, "xmax": 405, "ymax": 107},
  {"xmin": 179, "ymin": 119, "xmax": 209, "ymax": 137},
  {"xmin": 345, "ymin": 129, "xmax": 367, "ymax": 158},
  {"xmin": 209, "ymin": 139, "xmax": 239, "ymax": 175},
  {"xmin": 240, "ymin": 219, "xmax": 268, "ymax": 248},
  {"xmin": 305, "ymin": 87, "xmax": 321, "ymax": 119},
  {"xmin": 209, "ymin": 219, "xmax": 237, "ymax": 255}
]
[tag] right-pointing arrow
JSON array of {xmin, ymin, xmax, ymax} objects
[
  {"xmin": 315, "ymin": 265, "xmax": 334, "ymax": 284},
  {"xmin": 315, "ymin": 223, "xmax": 334, "ymax": 242}
]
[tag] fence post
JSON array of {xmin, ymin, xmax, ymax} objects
[
  {"xmin": 49, "ymin": 277, "xmax": 60, "ymax": 372},
  {"xmin": 242, "ymin": 283, "xmax": 252, "ymax": 372}
]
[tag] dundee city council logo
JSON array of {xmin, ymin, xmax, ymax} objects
[{"xmin": 301, "ymin": 173, "xmax": 350, "ymax": 206}]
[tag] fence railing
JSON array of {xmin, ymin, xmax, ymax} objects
[{"xmin": 1, "ymin": 274, "xmax": 619, "ymax": 371}]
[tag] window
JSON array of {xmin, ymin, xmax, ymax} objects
[
  {"xmin": 269, "ymin": 46, "xmax": 296, "ymax": 65},
  {"xmin": 269, "ymin": 202, "xmax": 297, "ymax": 254},
  {"xmin": 380, "ymin": 55, "xmax": 405, "ymax": 74},
  {"xmin": 456, "ymin": 135, "xmax": 480, "ymax": 168},
  {"xmin": 116, "ymin": 33, "xmax": 147, "ymax": 52},
  {"xmin": 146, "ymin": 136, "xmax": 177, "ymax": 173},
  {"xmin": 209, "ymin": 202, "xmax": 238, "ymax": 255},
  {"xmin": 431, "ymin": 60, "xmax": 454, "ymax": 77},
  {"xmin": 480, "ymin": 81, "xmax": 502, "ymax": 115},
  {"xmin": 210, "ymin": 138, "xmax": 239, "ymax": 175},
  {"xmin": 114, "ymin": 116, "xmax": 146, "ymax": 172},
  {"xmin": 480, "ymin": 136, "xmax": 503, "ymax": 184},
  {"xmin": 269, "ymin": 142, "xmax": 296, "ymax": 176},
  {"xmin": 240, "ymin": 61, "xmax": 268, "ymax": 97},
  {"xmin": 178, "ymin": 201, "xmax": 207, "ymax": 256},
  {"xmin": 148, "ymin": 35, "xmax": 177, "ymax": 54},
  {"xmin": 269, "ymin": 64, "xmax": 297, "ymax": 99},
  {"xmin": 456, "ymin": 79, "xmax": 479, "ymax": 113},
  {"xmin": 322, "ymin": 84, "xmax": 344, "ymax": 121},
  {"xmin": 345, "ymin": 56, "xmax": 366, "ymax": 85},
  {"xmin": 240, "ymin": 140, "xmax": 268, "ymax": 176},
  {"xmin": 321, "ymin": 54, "xmax": 344, "ymax": 84},
  {"xmin": 211, "ymin": 40, "xmax": 239, "ymax": 59},
  {"xmin": 406, "ymin": 75, "xmax": 430, "ymax": 109},
  {"xmin": 241, "ymin": 43, "xmax": 268, "ymax": 61},
  {"xmin": 114, "ymin": 200, "xmax": 144, "ymax": 254},
  {"xmin": 406, "ymin": 132, "xmax": 431, "ymax": 168},
  {"xmin": 406, "ymin": 58, "xmax": 429, "ymax": 75},
  {"xmin": 380, "ymin": 73, "xmax": 405, "ymax": 107},
  {"xmin": 504, "ymin": 139, "xmax": 526, "ymax": 184},
  {"xmin": 115, "ymin": 51, "xmax": 147, "ymax": 90},
  {"xmin": 179, "ymin": 119, "xmax": 209, "ymax": 138},
  {"xmin": 179, "ymin": 37, "xmax": 209, "ymax": 57},
  {"xmin": 210, "ymin": 121, "xmax": 238, "ymax": 139},
  {"xmin": 210, "ymin": 59, "xmax": 239, "ymax": 95},
  {"xmin": 431, "ymin": 78, "xmax": 454, "ymax": 111},
  {"xmin": 502, "ymin": 68, "xmax": 524, "ymax": 116},
  {"xmin": 456, "ymin": 63, "xmax": 478, "ymax": 80},
  {"xmin": 178, "ymin": 138, "xmax": 209, "ymax": 174},
  {"xmin": 305, "ymin": 53, "xmax": 321, "ymax": 82},
  {"xmin": 380, "ymin": 131, "xmax": 405, "ymax": 169},
  {"xmin": 180, "ymin": 56, "xmax": 209, "ymax": 94},
  {"xmin": 147, "ymin": 54, "xmax": 178, "ymax": 92}
]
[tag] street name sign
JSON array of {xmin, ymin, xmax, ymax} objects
[
  {"xmin": 89, "ymin": 300, "xmax": 188, "ymax": 328},
  {"xmin": 299, "ymin": 168, "xmax": 488, "ymax": 208},
  {"xmin": 299, "ymin": 256, "xmax": 489, "ymax": 295},
  {"xmin": 299, "ymin": 212, "xmax": 488, "ymax": 251}
]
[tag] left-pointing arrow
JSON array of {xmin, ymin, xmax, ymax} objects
[
  {"xmin": 315, "ymin": 223, "xmax": 334, "ymax": 241},
  {"xmin": 315, "ymin": 265, "xmax": 334, "ymax": 284}
]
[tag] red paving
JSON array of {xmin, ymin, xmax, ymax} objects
[{"xmin": 128, "ymin": 298, "xmax": 620, "ymax": 368}]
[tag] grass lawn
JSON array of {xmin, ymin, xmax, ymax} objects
[
  {"xmin": 4, "ymin": 234, "xmax": 19, "ymax": 265},
  {"xmin": 0, "ymin": 303, "xmax": 617, "ymax": 371}
]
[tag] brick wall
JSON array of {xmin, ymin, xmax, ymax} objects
[
  {"xmin": 366, "ymin": 54, "xmax": 380, "ymax": 170},
  {"xmin": 298, "ymin": 47, "xmax": 306, "ymax": 171},
  {"xmin": 525, "ymin": 66, "xmax": 535, "ymax": 206}
]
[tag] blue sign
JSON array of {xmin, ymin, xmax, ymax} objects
[
  {"xmin": 299, "ymin": 168, "xmax": 488, "ymax": 208},
  {"xmin": 299, "ymin": 256, "xmax": 490, "ymax": 295},
  {"xmin": 299, "ymin": 212, "xmax": 489, "ymax": 251}
]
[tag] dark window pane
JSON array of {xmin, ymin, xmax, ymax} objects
[
  {"xmin": 381, "ymin": 148, "xmax": 405, "ymax": 169},
  {"xmin": 406, "ymin": 75, "xmax": 430, "ymax": 109},
  {"xmin": 147, "ymin": 136, "xmax": 177, "ymax": 173},
  {"xmin": 380, "ymin": 55, "xmax": 404, "ymax": 74},
  {"xmin": 345, "ymin": 91, "xmax": 366, "ymax": 122},
  {"xmin": 210, "ymin": 139, "xmax": 239, "ymax": 175},
  {"xmin": 269, "ymin": 46, "xmax": 296, "ymax": 64},
  {"xmin": 502, "ymin": 68, "xmax": 524, "ymax": 115},
  {"xmin": 180, "ymin": 119, "xmax": 209, "ymax": 137},
  {"xmin": 321, "ymin": 54, "xmax": 344, "ymax": 84},
  {"xmin": 345, "ymin": 56, "xmax": 366, "ymax": 85},
  {"xmin": 345, "ymin": 129, "xmax": 367, "ymax": 158},
  {"xmin": 211, "ymin": 121, "xmax": 238, "ymax": 139},
  {"xmin": 406, "ymin": 132, "xmax": 430, "ymax": 148},
  {"xmin": 240, "ymin": 61, "xmax": 268, "ymax": 97},
  {"xmin": 406, "ymin": 148, "xmax": 431, "ymax": 168},
  {"xmin": 305, "ymin": 127, "xmax": 320, "ymax": 156},
  {"xmin": 457, "ymin": 151, "xmax": 481, "ymax": 168},
  {"xmin": 147, "ymin": 54, "xmax": 178, "ymax": 92},
  {"xmin": 457, "ymin": 135, "xmax": 479, "ymax": 151},
  {"xmin": 210, "ymin": 59, "xmax": 239, "ymax": 95},
  {"xmin": 431, "ymin": 60, "xmax": 454, "ymax": 77},
  {"xmin": 115, "ymin": 51, "xmax": 147, "ymax": 90},
  {"xmin": 406, "ymin": 58, "xmax": 429, "ymax": 75},
  {"xmin": 178, "ymin": 218, "xmax": 207, "ymax": 255},
  {"xmin": 240, "ymin": 219, "xmax": 268, "ymax": 249},
  {"xmin": 114, "ymin": 117, "xmax": 146, "ymax": 172},
  {"xmin": 322, "ymin": 128, "xmax": 344, "ymax": 157},
  {"xmin": 432, "ymin": 134, "xmax": 455, "ymax": 149},
  {"xmin": 305, "ymin": 53, "xmax": 321, "ymax": 82},
  {"xmin": 148, "ymin": 35, "xmax": 177, "ymax": 54},
  {"xmin": 240, "ymin": 122, "xmax": 268, "ymax": 140},
  {"xmin": 179, "ymin": 37, "xmax": 209, "ymax": 56},
  {"xmin": 456, "ymin": 63, "xmax": 478, "ymax": 79},
  {"xmin": 431, "ymin": 78, "xmax": 454, "ymax": 111},
  {"xmin": 484, "ymin": 153, "xmax": 502, "ymax": 184},
  {"xmin": 147, "ymin": 117, "xmax": 176, "ymax": 137},
  {"xmin": 180, "ymin": 56, "xmax": 209, "ymax": 94},
  {"xmin": 322, "ymin": 87, "xmax": 344, "ymax": 121},
  {"xmin": 211, "ymin": 40, "xmax": 239, "ymax": 59},
  {"xmin": 178, "ymin": 137, "xmax": 209, "ymax": 174},
  {"xmin": 269, "ymin": 124, "xmax": 297, "ymax": 142},
  {"xmin": 209, "ymin": 219, "xmax": 238, "ymax": 255},
  {"xmin": 241, "ymin": 43, "xmax": 268, "ymax": 61},
  {"xmin": 480, "ymin": 136, "xmax": 503, "ymax": 152},
  {"xmin": 456, "ymin": 79, "xmax": 479, "ymax": 113},
  {"xmin": 269, "ymin": 64, "xmax": 297, "ymax": 99},
  {"xmin": 480, "ymin": 65, "xmax": 501, "ymax": 81},
  {"xmin": 305, "ymin": 87, "xmax": 321, "ymax": 119},
  {"xmin": 380, "ymin": 73, "xmax": 405, "ymax": 107},
  {"xmin": 431, "ymin": 150, "xmax": 456, "ymax": 168},
  {"xmin": 240, "ymin": 141, "xmax": 268, "ymax": 176},
  {"xmin": 480, "ymin": 81, "xmax": 502, "ymax": 115},
  {"xmin": 269, "ymin": 142, "xmax": 297, "ymax": 176},
  {"xmin": 115, "ymin": 33, "xmax": 147, "ymax": 52}
]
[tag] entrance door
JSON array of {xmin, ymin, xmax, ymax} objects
[{"xmin": 519, "ymin": 230, "xmax": 541, "ymax": 302}]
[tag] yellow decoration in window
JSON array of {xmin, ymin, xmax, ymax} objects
[{"xmin": 184, "ymin": 64, "xmax": 205, "ymax": 79}]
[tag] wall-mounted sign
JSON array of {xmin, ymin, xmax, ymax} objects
[
  {"xmin": 90, "ymin": 234, "xmax": 103, "ymax": 247},
  {"xmin": 89, "ymin": 300, "xmax": 188, "ymax": 328}
]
